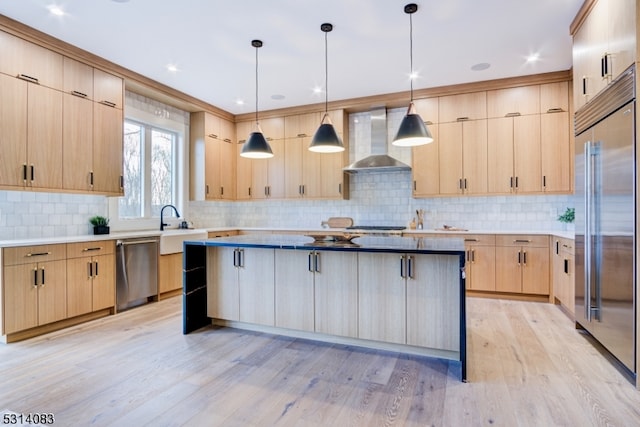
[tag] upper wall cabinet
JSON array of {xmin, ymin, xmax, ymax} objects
[
  {"xmin": 572, "ymin": 0, "xmax": 636, "ymax": 109},
  {"xmin": 0, "ymin": 30, "xmax": 124, "ymax": 196},
  {"xmin": 94, "ymin": 68, "xmax": 123, "ymax": 109},
  {"xmin": 0, "ymin": 31, "xmax": 63, "ymax": 90},
  {"xmin": 439, "ymin": 91, "xmax": 486, "ymax": 123}
]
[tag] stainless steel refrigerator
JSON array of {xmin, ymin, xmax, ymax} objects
[{"xmin": 575, "ymin": 65, "xmax": 636, "ymax": 376}]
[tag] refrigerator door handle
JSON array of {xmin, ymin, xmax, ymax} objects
[{"xmin": 584, "ymin": 140, "xmax": 592, "ymax": 322}]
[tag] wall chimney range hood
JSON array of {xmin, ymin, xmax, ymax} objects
[{"xmin": 343, "ymin": 107, "xmax": 411, "ymax": 174}]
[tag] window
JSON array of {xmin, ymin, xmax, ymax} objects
[{"xmin": 119, "ymin": 120, "xmax": 177, "ymax": 219}]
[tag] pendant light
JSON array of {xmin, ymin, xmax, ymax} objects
[
  {"xmin": 392, "ymin": 3, "xmax": 433, "ymax": 147},
  {"xmin": 241, "ymin": 39, "xmax": 274, "ymax": 159},
  {"xmin": 309, "ymin": 23, "xmax": 345, "ymax": 153}
]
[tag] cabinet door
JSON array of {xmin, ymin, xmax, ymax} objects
[
  {"xmin": 438, "ymin": 122, "xmax": 463, "ymax": 195},
  {"xmin": 495, "ymin": 246, "xmax": 522, "ymax": 293},
  {"xmin": 63, "ymin": 93, "xmax": 93, "ymax": 191},
  {"xmin": 275, "ymin": 250, "xmax": 314, "ymax": 331},
  {"xmin": 521, "ymin": 246, "xmax": 549, "ymax": 295},
  {"xmin": 320, "ymin": 150, "xmax": 346, "ymax": 198},
  {"xmin": 251, "ymin": 150, "xmax": 269, "ymax": 199},
  {"xmin": 159, "ymin": 253, "xmax": 183, "ymax": 293},
  {"xmin": 63, "ymin": 57, "xmax": 94, "ymax": 100},
  {"xmin": 314, "ymin": 251, "xmax": 358, "ymax": 338},
  {"xmin": 358, "ymin": 252, "xmax": 405, "ymax": 344},
  {"xmin": 219, "ymin": 139, "xmax": 236, "ymax": 200},
  {"xmin": 541, "ymin": 112, "xmax": 571, "ymax": 192},
  {"xmin": 487, "ymin": 117, "xmax": 514, "ymax": 194},
  {"xmin": 466, "ymin": 245, "xmax": 496, "ymax": 292},
  {"xmin": 93, "ymin": 102, "xmax": 123, "ymax": 194},
  {"xmin": 3, "ymin": 264, "xmax": 39, "ymax": 334},
  {"xmin": 0, "ymin": 74, "xmax": 27, "ymax": 187},
  {"xmin": 406, "ymin": 254, "xmax": 460, "ymax": 351},
  {"xmin": 0, "ymin": 31, "xmax": 63, "ymax": 90},
  {"xmin": 207, "ymin": 247, "xmax": 239, "ymax": 321},
  {"xmin": 412, "ymin": 125, "xmax": 440, "ymax": 197},
  {"xmin": 37, "ymin": 259, "xmax": 67, "ymax": 325},
  {"xmin": 238, "ymin": 248, "xmax": 274, "ymax": 326},
  {"xmin": 284, "ymin": 137, "xmax": 305, "ymax": 198},
  {"xmin": 28, "ymin": 84, "xmax": 63, "ymax": 189},
  {"xmin": 235, "ymin": 126, "xmax": 253, "ymax": 200},
  {"xmin": 66, "ymin": 257, "xmax": 94, "ymax": 317},
  {"xmin": 267, "ymin": 139, "xmax": 286, "ymax": 198},
  {"xmin": 439, "ymin": 92, "xmax": 486, "ymax": 123},
  {"xmin": 94, "ymin": 69, "xmax": 123, "ymax": 109},
  {"xmin": 487, "ymin": 85, "xmax": 540, "ymax": 118},
  {"xmin": 92, "ymin": 254, "xmax": 115, "ymax": 311},
  {"xmin": 204, "ymin": 136, "xmax": 222, "ymax": 200},
  {"xmin": 462, "ymin": 119, "xmax": 488, "ymax": 194},
  {"xmin": 608, "ymin": 0, "xmax": 636, "ymax": 80},
  {"xmin": 513, "ymin": 115, "xmax": 541, "ymax": 193}
]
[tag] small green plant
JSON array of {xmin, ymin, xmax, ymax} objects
[
  {"xmin": 557, "ymin": 207, "xmax": 575, "ymax": 223},
  {"xmin": 89, "ymin": 215, "xmax": 109, "ymax": 227}
]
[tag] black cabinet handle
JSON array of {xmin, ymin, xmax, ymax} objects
[
  {"xmin": 515, "ymin": 177, "xmax": 518, "ymax": 188},
  {"xmin": 543, "ymin": 175, "xmax": 546, "ymax": 188},
  {"xmin": 400, "ymin": 256, "xmax": 405, "ymax": 278},
  {"xmin": 40, "ymin": 267, "xmax": 45, "ymax": 286},
  {"xmin": 517, "ymin": 251, "xmax": 521, "ymax": 265},
  {"xmin": 238, "ymin": 249, "xmax": 244, "ymax": 267},
  {"xmin": 30, "ymin": 165, "xmax": 35, "ymax": 182},
  {"xmin": 82, "ymin": 247, "xmax": 103, "ymax": 252},
  {"xmin": 88, "ymin": 261, "xmax": 93, "ymax": 278},
  {"xmin": 22, "ymin": 164, "xmax": 27, "ymax": 182},
  {"xmin": 600, "ymin": 56, "xmax": 605, "ymax": 78},
  {"xmin": 564, "ymin": 259, "xmax": 569, "ymax": 274},
  {"xmin": 99, "ymin": 100, "xmax": 117, "ymax": 108},
  {"xmin": 582, "ymin": 77, "xmax": 587, "ymax": 96},
  {"xmin": 523, "ymin": 251, "xmax": 527, "ymax": 265},
  {"xmin": 315, "ymin": 253, "xmax": 320, "ymax": 273},
  {"xmin": 90, "ymin": 171, "xmax": 94, "ymax": 187},
  {"xmin": 71, "ymin": 90, "xmax": 88, "ymax": 98},
  {"xmin": 308, "ymin": 252, "xmax": 313, "ymax": 272},
  {"xmin": 94, "ymin": 261, "xmax": 99, "ymax": 277},
  {"xmin": 220, "ymin": 186, "xmax": 224, "ymax": 196},
  {"xmin": 26, "ymin": 251, "xmax": 51, "ymax": 257},
  {"xmin": 18, "ymin": 74, "xmax": 39, "ymax": 84},
  {"xmin": 407, "ymin": 256, "xmax": 414, "ymax": 279},
  {"xmin": 33, "ymin": 268, "xmax": 38, "ymax": 287}
]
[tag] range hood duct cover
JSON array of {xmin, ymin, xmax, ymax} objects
[{"xmin": 343, "ymin": 107, "xmax": 411, "ymax": 174}]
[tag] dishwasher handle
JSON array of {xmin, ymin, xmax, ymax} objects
[{"xmin": 117, "ymin": 239, "xmax": 159, "ymax": 246}]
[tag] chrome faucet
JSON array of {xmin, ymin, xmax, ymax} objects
[{"xmin": 160, "ymin": 204, "xmax": 181, "ymax": 231}]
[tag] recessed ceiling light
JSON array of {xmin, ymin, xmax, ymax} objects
[
  {"xmin": 235, "ymin": 99, "xmax": 245, "ymax": 105},
  {"xmin": 409, "ymin": 71, "xmax": 419, "ymax": 80},
  {"xmin": 47, "ymin": 5, "xmax": 65, "ymax": 16},
  {"xmin": 526, "ymin": 53, "xmax": 540, "ymax": 63},
  {"xmin": 112, "ymin": 0, "xmax": 130, "ymax": 3},
  {"xmin": 165, "ymin": 64, "xmax": 179, "ymax": 73},
  {"xmin": 471, "ymin": 62, "xmax": 491, "ymax": 71},
  {"xmin": 313, "ymin": 86, "xmax": 322, "ymax": 94},
  {"xmin": 271, "ymin": 94, "xmax": 285, "ymax": 100}
]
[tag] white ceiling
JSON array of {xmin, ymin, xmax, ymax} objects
[{"xmin": 0, "ymin": 0, "xmax": 583, "ymax": 115}]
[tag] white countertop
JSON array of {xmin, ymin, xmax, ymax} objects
[{"xmin": 0, "ymin": 226, "xmax": 575, "ymax": 248}]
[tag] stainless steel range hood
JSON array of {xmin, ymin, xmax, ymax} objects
[{"xmin": 343, "ymin": 107, "xmax": 411, "ymax": 174}]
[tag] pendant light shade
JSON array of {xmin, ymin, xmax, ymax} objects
[
  {"xmin": 392, "ymin": 4, "xmax": 433, "ymax": 147},
  {"xmin": 309, "ymin": 23, "xmax": 344, "ymax": 153},
  {"xmin": 241, "ymin": 39, "xmax": 274, "ymax": 159}
]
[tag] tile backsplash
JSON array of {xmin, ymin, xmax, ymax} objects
[{"xmin": 188, "ymin": 171, "xmax": 574, "ymax": 232}]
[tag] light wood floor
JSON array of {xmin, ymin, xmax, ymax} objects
[{"xmin": 1, "ymin": 296, "xmax": 639, "ymax": 426}]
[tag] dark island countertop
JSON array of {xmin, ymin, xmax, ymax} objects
[{"xmin": 183, "ymin": 234, "xmax": 466, "ymax": 255}]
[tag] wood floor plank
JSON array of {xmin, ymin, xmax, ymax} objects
[{"xmin": 1, "ymin": 295, "xmax": 640, "ymax": 426}]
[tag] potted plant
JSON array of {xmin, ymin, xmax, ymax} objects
[
  {"xmin": 557, "ymin": 207, "xmax": 574, "ymax": 229},
  {"xmin": 89, "ymin": 215, "xmax": 110, "ymax": 235}
]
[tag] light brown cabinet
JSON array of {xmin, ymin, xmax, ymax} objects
[
  {"xmin": 540, "ymin": 82, "xmax": 572, "ymax": 193},
  {"xmin": 234, "ymin": 118, "xmax": 285, "ymax": 199},
  {"xmin": 411, "ymin": 97, "xmax": 440, "ymax": 197},
  {"xmin": 159, "ymin": 253, "xmax": 182, "ymax": 294},
  {"xmin": 207, "ymin": 247, "xmax": 274, "ymax": 326},
  {"xmin": 274, "ymin": 250, "xmax": 358, "ymax": 337},
  {"xmin": 487, "ymin": 115, "xmax": 541, "ymax": 194},
  {"xmin": 66, "ymin": 241, "xmax": 115, "ymax": 317},
  {"xmin": 0, "ymin": 30, "xmax": 63, "ymax": 90},
  {"xmin": 93, "ymin": 102, "xmax": 124, "ymax": 194},
  {"xmin": 439, "ymin": 119, "xmax": 488, "ymax": 195},
  {"xmin": 63, "ymin": 93, "xmax": 93, "ymax": 191},
  {"xmin": 0, "ymin": 74, "xmax": 27, "ymax": 188},
  {"xmin": 495, "ymin": 235, "xmax": 550, "ymax": 295},
  {"xmin": 572, "ymin": 0, "xmax": 636, "ymax": 109},
  {"xmin": 463, "ymin": 235, "xmax": 496, "ymax": 292},
  {"xmin": 2, "ymin": 245, "xmax": 67, "ymax": 335},
  {"xmin": 191, "ymin": 112, "xmax": 237, "ymax": 200},
  {"xmin": 93, "ymin": 68, "xmax": 123, "ymax": 109},
  {"xmin": 552, "ymin": 237, "xmax": 575, "ymax": 315}
]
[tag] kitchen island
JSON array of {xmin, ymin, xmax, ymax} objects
[{"xmin": 182, "ymin": 234, "xmax": 467, "ymax": 380}]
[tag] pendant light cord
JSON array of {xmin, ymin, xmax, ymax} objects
[
  {"xmin": 409, "ymin": 11, "xmax": 414, "ymax": 102},
  {"xmin": 324, "ymin": 29, "xmax": 329, "ymax": 114},
  {"xmin": 255, "ymin": 45, "xmax": 259, "ymax": 125}
]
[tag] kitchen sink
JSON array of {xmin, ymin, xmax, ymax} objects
[{"xmin": 159, "ymin": 229, "xmax": 208, "ymax": 255}]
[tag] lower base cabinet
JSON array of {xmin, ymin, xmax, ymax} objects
[
  {"xmin": 3, "ymin": 250, "xmax": 67, "ymax": 335},
  {"xmin": 66, "ymin": 241, "xmax": 115, "ymax": 317},
  {"xmin": 494, "ymin": 235, "xmax": 550, "ymax": 295},
  {"xmin": 159, "ymin": 252, "xmax": 183, "ymax": 294},
  {"xmin": 207, "ymin": 247, "xmax": 275, "ymax": 326},
  {"xmin": 552, "ymin": 237, "xmax": 575, "ymax": 315}
]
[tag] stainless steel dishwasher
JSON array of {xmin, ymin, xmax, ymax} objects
[{"xmin": 116, "ymin": 237, "xmax": 159, "ymax": 311}]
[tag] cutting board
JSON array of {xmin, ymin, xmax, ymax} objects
[{"xmin": 326, "ymin": 217, "xmax": 354, "ymax": 228}]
